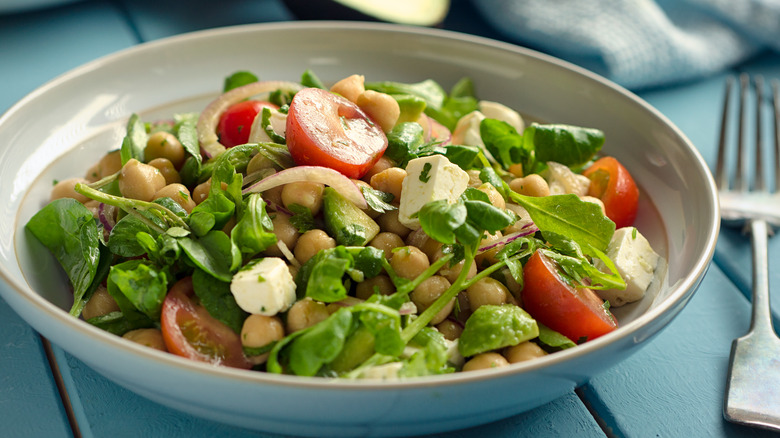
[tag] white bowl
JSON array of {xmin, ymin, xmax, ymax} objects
[{"xmin": 0, "ymin": 22, "xmax": 718, "ymax": 437}]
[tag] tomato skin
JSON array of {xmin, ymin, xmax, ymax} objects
[
  {"xmin": 521, "ymin": 250, "xmax": 618, "ymax": 343},
  {"xmin": 582, "ymin": 156, "xmax": 639, "ymax": 229},
  {"xmin": 161, "ymin": 277, "xmax": 251, "ymax": 369},
  {"xmin": 217, "ymin": 100, "xmax": 278, "ymax": 148},
  {"xmin": 286, "ymin": 87, "xmax": 388, "ymax": 179}
]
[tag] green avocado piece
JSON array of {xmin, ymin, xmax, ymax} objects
[
  {"xmin": 393, "ymin": 94, "xmax": 427, "ymax": 124},
  {"xmin": 322, "ymin": 187, "xmax": 380, "ymax": 247}
]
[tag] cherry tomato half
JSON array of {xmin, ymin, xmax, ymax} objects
[
  {"xmin": 161, "ymin": 277, "xmax": 251, "ymax": 369},
  {"xmin": 521, "ymin": 250, "xmax": 617, "ymax": 343},
  {"xmin": 582, "ymin": 156, "xmax": 639, "ymax": 229},
  {"xmin": 217, "ymin": 100, "xmax": 278, "ymax": 148},
  {"xmin": 286, "ymin": 87, "xmax": 388, "ymax": 179}
]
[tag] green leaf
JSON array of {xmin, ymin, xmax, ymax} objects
[
  {"xmin": 480, "ymin": 118, "xmax": 532, "ymax": 170},
  {"xmin": 224, "ymin": 71, "xmax": 258, "ymax": 92},
  {"xmin": 536, "ymin": 323, "xmax": 577, "ymax": 351},
  {"xmin": 178, "ymin": 230, "xmax": 241, "ymax": 282},
  {"xmin": 287, "ymin": 203, "xmax": 318, "ymax": 234},
  {"xmin": 360, "ymin": 185, "xmax": 396, "ymax": 214},
  {"xmin": 365, "ymin": 79, "xmax": 446, "ymax": 111},
  {"xmin": 287, "ymin": 307, "xmax": 354, "ymax": 376},
  {"xmin": 462, "ymin": 199, "xmax": 516, "ymax": 234},
  {"xmin": 120, "ymin": 114, "xmax": 148, "ymax": 165},
  {"xmin": 25, "ymin": 198, "xmax": 102, "ymax": 317},
  {"xmin": 86, "ymin": 311, "xmax": 153, "ymax": 336},
  {"xmin": 192, "ymin": 268, "xmax": 248, "ymax": 334},
  {"xmin": 231, "ymin": 193, "xmax": 277, "ymax": 258},
  {"xmin": 458, "ymin": 304, "xmax": 539, "ymax": 357},
  {"xmin": 438, "ymin": 144, "xmax": 480, "ymax": 169},
  {"xmin": 109, "ymin": 260, "xmax": 168, "ymax": 321},
  {"xmin": 352, "ymin": 246, "xmax": 385, "ymax": 279},
  {"xmin": 508, "ymin": 192, "xmax": 615, "ymax": 253},
  {"xmin": 525, "ymin": 123, "xmax": 604, "ymax": 169},
  {"xmin": 417, "ymin": 199, "xmax": 467, "ymax": 245},
  {"xmin": 300, "ymin": 69, "xmax": 326, "ymax": 89}
]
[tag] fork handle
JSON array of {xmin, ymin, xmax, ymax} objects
[{"xmin": 749, "ymin": 219, "xmax": 774, "ymax": 336}]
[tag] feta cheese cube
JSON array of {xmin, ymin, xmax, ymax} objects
[
  {"xmin": 230, "ymin": 257, "xmax": 296, "ymax": 315},
  {"xmin": 595, "ymin": 227, "xmax": 660, "ymax": 306},
  {"xmin": 398, "ymin": 155, "xmax": 470, "ymax": 229}
]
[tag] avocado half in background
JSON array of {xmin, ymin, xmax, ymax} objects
[{"xmin": 282, "ymin": 0, "xmax": 451, "ymax": 27}]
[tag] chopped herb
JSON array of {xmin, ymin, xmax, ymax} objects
[{"xmin": 419, "ymin": 162, "xmax": 432, "ymax": 182}]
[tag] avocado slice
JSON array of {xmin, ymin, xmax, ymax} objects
[
  {"xmin": 393, "ymin": 94, "xmax": 427, "ymax": 124},
  {"xmin": 322, "ymin": 187, "xmax": 380, "ymax": 246}
]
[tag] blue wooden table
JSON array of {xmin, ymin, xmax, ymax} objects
[{"xmin": 1, "ymin": 1, "xmax": 779, "ymax": 436}]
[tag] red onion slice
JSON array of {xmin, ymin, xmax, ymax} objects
[
  {"xmin": 477, "ymin": 225, "xmax": 539, "ymax": 253},
  {"xmin": 243, "ymin": 165, "xmax": 367, "ymax": 210},
  {"xmin": 197, "ymin": 80, "xmax": 303, "ymax": 158},
  {"xmin": 98, "ymin": 202, "xmax": 117, "ymax": 232}
]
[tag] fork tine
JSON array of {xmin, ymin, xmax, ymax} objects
[
  {"xmin": 755, "ymin": 75, "xmax": 765, "ymax": 192},
  {"xmin": 735, "ymin": 73, "xmax": 749, "ymax": 192},
  {"xmin": 716, "ymin": 76, "xmax": 735, "ymax": 190},
  {"xmin": 773, "ymin": 79, "xmax": 779, "ymax": 193}
]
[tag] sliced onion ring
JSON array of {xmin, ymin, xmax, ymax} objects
[
  {"xmin": 478, "ymin": 225, "xmax": 540, "ymax": 253},
  {"xmin": 197, "ymin": 80, "xmax": 303, "ymax": 158},
  {"xmin": 243, "ymin": 165, "xmax": 367, "ymax": 210}
]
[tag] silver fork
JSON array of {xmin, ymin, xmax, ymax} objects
[{"xmin": 718, "ymin": 73, "xmax": 780, "ymax": 432}]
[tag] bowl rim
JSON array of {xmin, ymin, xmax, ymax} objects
[{"xmin": 0, "ymin": 20, "xmax": 720, "ymax": 390}]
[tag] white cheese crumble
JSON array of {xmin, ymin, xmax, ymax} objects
[
  {"xmin": 230, "ymin": 257, "xmax": 296, "ymax": 315},
  {"xmin": 398, "ymin": 155, "xmax": 470, "ymax": 229},
  {"xmin": 595, "ymin": 227, "xmax": 660, "ymax": 307}
]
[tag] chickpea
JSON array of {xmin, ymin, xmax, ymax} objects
[
  {"xmin": 118, "ymin": 159, "xmax": 166, "ymax": 202},
  {"xmin": 84, "ymin": 200, "xmax": 101, "ymax": 219},
  {"xmin": 410, "ymin": 275, "xmax": 454, "ymax": 325},
  {"xmin": 241, "ymin": 315, "xmax": 285, "ymax": 348},
  {"xmin": 81, "ymin": 285, "xmax": 119, "ymax": 320},
  {"xmin": 503, "ymin": 341, "xmax": 548, "ymax": 364},
  {"xmin": 246, "ymin": 152, "xmax": 275, "ymax": 174},
  {"xmin": 281, "ymin": 181, "xmax": 324, "ymax": 216},
  {"xmin": 474, "ymin": 230, "xmax": 503, "ymax": 268},
  {"xmin": 362, "ymin": 156, "xmax": 394, "ymax": 183},
  {"xmin": 154, "ymin": 183, "xmax": 197, "ymax": 213},
  {"xmin": 435, "ymin": 319, "xmax": 463, "ymax": 341},
  {"xmin": 286, "ymin": 298, "xmax": 330, "ymax": 333},
  {"xmin": 509, "ymin": 174, "xmax": 550, "ymax": 197},
  {"xmin": 390, "ymin": 246, "xmax": 430, "ymax": 280},
  {"xmin": 508, "ymin": 163, "xmax": 524, "ymax": 177},
  {"xmin": 294, "ymin": 229, "xmax": 336, "ymax": 264},
  {"xmin": 462, "ymin": 352, "xmax": 509, "ymax": 371},
  {"xmin": 580, "ymin": 195, "xmax": 606, "ymax": 216},
  {"xmin": 356, "ymin": 90, "xmax": 400, "ymax": 132},
  {"xmin": 192, "ymin": 178, "xmax": 228, "ymax": 205},
  {"xmin": 50, "ymin": 178, "xmax": 91, "ymax": 203},
  {"xmin": 145, "ymin": 131, "xmax": 185, "ymax": 169},
  {"xmin": 329, "ymin": 74, "xmax": 365, "ymax": 103},
  {"xmin": 369, "ymin": 232, "xmax": 404, "ymax": 259},
  {"xmin": 476, "ymin": 183, "xmax": 506, "ymax": 209},
  {"xmin": 405, "ymin": 228, "xmax": 442, "ymax": 260},
  {"xmin": 433, "ymin": 247, "xmax": 477, "ymax": 284},
  {"xmin": 495, "ymin": 268, "xmax": 523, "ymax": 304},
  {"xmin": 466, "ymin": 278, "xmax": 509, "ymax": 311},
  {"xmin": 264, "ymin": 213, "xmax": 300, "ymax": 258},
  {"xmin": 147, "ymin": 157, "xmax": 181, "ymax": 185},
  {"xmin": 376, "ymin": 210, "xmax": 411, "ymax": 238},
  {"xmin": 466, "ymin": 169, "xmax": 483, "ymax": 188},
  {"xmin": 123, "ymin": 328, "xmax": 167, "ymax": 352},
  {"xmin": 263, "ymin": 185, "xmax": 284, "ymax": 208},
  {"xmin": 369, "ymin": 167, "xmax": 406, "ymax": 201},
  {"xmin": 97, "ymin": 150, "xmax": 122, "ymax": 179},
  {"xmin": 355, "ymin": 274, "xmax": 395, "ymax": 300}
]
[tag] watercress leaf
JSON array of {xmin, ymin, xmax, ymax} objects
[
  {"xmin": 449, "ymin": 77, "xmax": 476, "ymax": 99},
  {"xmin": 365, "ymin": 79, "xmax": 446, "ymax": 111},
  {"xmin": 458, "ymin": 304, "xmax": 539, "ymax": 357},
  {"xmin": 300, "ymin": 69, "xmax": 326, "ymax": 89},
  {"xmin": 439, "ymin": 144, "xmax": 480, "ymax": 169},
  {"xmin": 360, "ymin": 185, "xmax": 396, "ymax": 214},
  {"xmin": 188, "ymin": 191, "xmax": 235, "ymax": 236},
  {"xmin": 460, "ymin": 187, "xmax": 490, "ymax": 203},
  {"xmin": 192, "ymin": 268, "xmax": 247, "ymax": 334},
  {"xmin": 224, "ymin": 71, "xmax": 258, "ymax": 92},
  {"xmin": 417, "ymin": 199, "xmax": 467, "ymax": 244},
  {"xmin": 174, "ymin": 113, "xmax": 202, "ymax": 166},
  {"xmin": 495, "ymin": 236, "xmax": 543, "ymax": 283},
  {"xmin": 287, "ymin": 203, "xmax": 317, "ymax": 234},
  {"xmin": 352, "ymin": 246, "xmax": 385, "ymax": 279},
  {"xmin": 287, "ymin": 307, "xmax": 353, "ymax": 376},
  {"xmin": 453, "ymin": 222, "xmax": 481, "ymax": 247},
  {"xmin": 109, "ymin": 260, "xmax": 168, "ymax": 321},
  {"xmin": 537, "ymin": 323, "xmax": 577, "ymax": 351},
  {"xmin": 508, "ymin": 192, "xmax": 615, "ymax": 253},
  {"xmin": 305, "ymin": 252, "xmax": 353, "ymax": 302},
  {"xmin": 480, "ymin": 118, "xmax": 532, "ymax": 170},
  {"xmin": 108, "ymin": 215, "xmax": 154, "ymax": 257},
  {"xmin": 105, "ymin": 260, "xmax": 158, "ymax": 328},
  {"xmin": 120, "ymin": 114, "xmax": 148, "ymax": 165},
  {"xmin": 178, "ymin": 230, "xmax": 240, "ymax": 282},
  {"xmin": 478, "ymin": 166, "xmax": 505, "ymax": 197},
  {"xmin": 400, "ymin": 326, "xmax": 452, "ymax": 377},
  {"xmin": 231, "ymin": 193, "xmax": 277, "ymax": 257},
  {"xmin": 25, "ymin": 198, "xmax": 101, "ymax": 316},
  {"xmin": 463, "ymin": 199, "xmax": 515, "ymax": 234},
  {"xmin": 525, "ymin": 123, "xmax": 604, "ymax": 168},
  {"xmin": 357, "ymin": 303, "xmax": 404, "ymax": 357},
  {"xmin": 427, "ymin": 94, "xmax": 479, "ymax": 131},
  {"xmin": 86, "ymin": 311, "xmax": 153, "ymax": 336}
]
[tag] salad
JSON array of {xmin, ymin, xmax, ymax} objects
[{"xmin": 26, "ymin": 70, "xmax": 660, "ymax": 378}]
